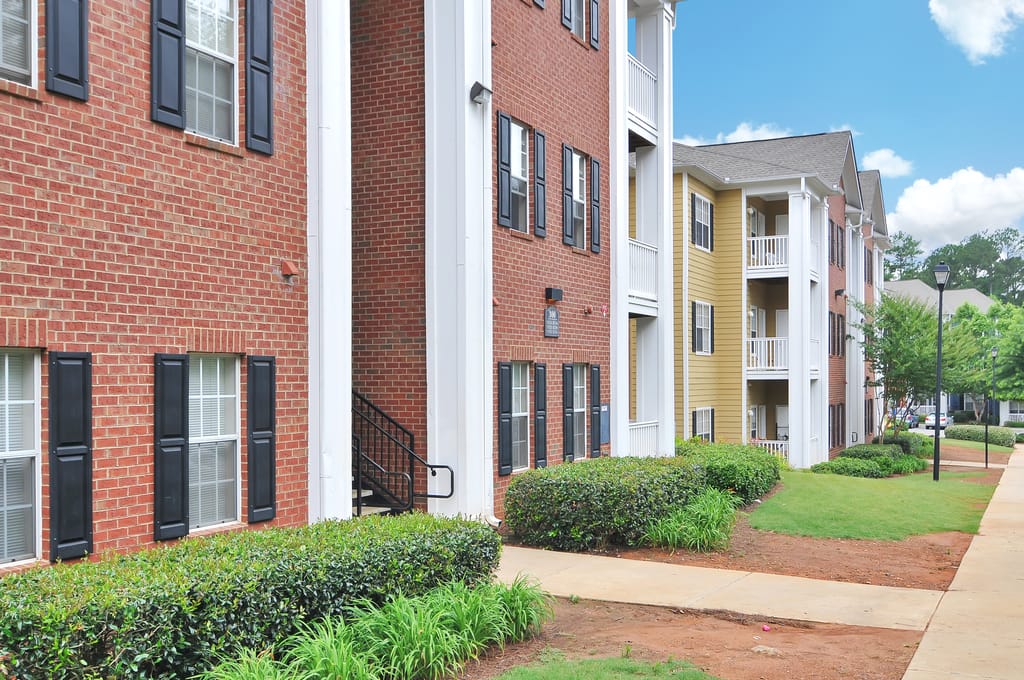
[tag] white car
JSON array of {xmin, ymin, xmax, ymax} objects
[{"xmin": 924, "ymin": 413, "xmax": 949, "ymax": 430}]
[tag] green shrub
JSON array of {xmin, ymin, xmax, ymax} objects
[
  {"xmin": 1004, "ymin": 420, "xmax": 1024, "ymax": 428},
  {"xmin": 811, "ymin": 457, "xmax": 886, "ymax": 478},
  {"xmin": 890, "ymin": 455, "xmax": 929, "ymax": 475},
  {"xmin": 945, "ymin": 424, "xmax": 1016, "ymax": 448},
  {"xmin": 504, "ymin": 457, "xmax": 703, "ymax": 551},
  {"xmin": 0, "ymin": 514, "xmax": 499, "ymax": 680},
  {"xmin": 644, "ymin": 488, "xmax": 741, "ymax": 552},
  {"xmin": 951, "ymin": 410, "xmax": 975, "ymax": 424},
  {"xmin": 1017, "ymin": 432, "xmax": 1024, "ymax": 443},
  {"xmin": 676, "ymin": 442, "xmax": 782, "ymax": 503},
  {"xmin": 839, "ymin": 444, "xmax": 902, "ymax": 460},
  {"xmin": 876, "ymin": 432, "xmax": 932, "ymax": 457}
]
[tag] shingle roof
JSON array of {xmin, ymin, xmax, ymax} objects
[
  {"xmin": 884, "ymin": 280, "xmax": 996, "ymax": 313},
  {"xmin": 858, "ymin": 169, "xmax": 888, "ymax": 237},
  {"xmin": 673, "ymin": 132, "xmax": 853, "ymax": 186}
]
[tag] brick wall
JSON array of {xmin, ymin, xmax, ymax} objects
[
  {"xmin": 0, "ymin": 0, "xmax": 308, "ymax": 562},
  {"xmin": 828, "ymin": 194, "xmax": 848, "ymax": 454},
  {"xmin": 491, "ymin": 1, "xmax": 612, "ymax": 513}
]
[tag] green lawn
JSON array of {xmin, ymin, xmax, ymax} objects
[
  {"xmin": 749, "ymin": 469, "xmax": 996, "ymax": 540},
  {"xmin": 939, "ymin": 437, "xmax": 1014, "ymax": 453},
  {"xmin": 493, "ymin": 651, "xmax": 719, "ymax": 680}
]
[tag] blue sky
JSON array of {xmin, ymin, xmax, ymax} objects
[{"xmin": 672, "ymin": 0, "xmax": 1024, "ymax": 253}]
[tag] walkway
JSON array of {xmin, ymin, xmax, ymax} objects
[{"xmin": 495, "ymin": 452, "xmax": 1023, "ymax": 678}]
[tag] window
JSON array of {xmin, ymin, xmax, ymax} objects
[
  {"xmin": 0, "ymin": 351, "xmax": 36, "ymax": 563},
  {"xmin": 571, "ymin": 0, "xmax": 586, "ymax": 39},
  {"xmin": 692, "ymin": 193, "xmax": 713, "ymax": 251},
  {"xmin": 572, "ymin": 363, "xmax": 587, "ymax": 459},
  {"xmin": 694, "ymin": 407, "xmax": 714, "ymax": 442},
  {"xmin": 188, "ymin": 355, "xmax": 239, "ymax": 528},
  {"xmin": 185, "ymin": 0, "xmax": 237, "ymax": 143},
  {"xmin": 0, "ymin": 0, "xmax": 31, "ymax": 85},
  {"xmin": 865, "ymin": 246, "xmax": 873, "ymax": 283},
  {"xmin": 1009, "ymin": 400, "xmax": 1024, "ymax": 421},
  {"xmin": 561, "ymin": 144, "xmax": 599, "ymax": 252},
  {"xmin": 562, "ymin": 0, "xmax": 598, "ymax": 49},
  {"xmin": 570, "ymin": 149, "xmax": 586, "ymax": 248},
  {"xmin": 511, "ymin": 362, "xmax": 530, "ymax": 471},
  {"xmin": 829, "ymin": 403, "xmax": 846, "ymax": 449},
  {"xmin": 693, "ymin": 301, "xmax": 713, "ymax": 355},
  {"xmin": 509, "ymin": 122, "xmax": 529, "ymax": 233}
]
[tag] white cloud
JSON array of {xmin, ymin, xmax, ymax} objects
[
  {"xmin": 887, "ymin": 167, "xmax": 1024, "ymax": 250},
  {"xmin": 676, "ymin": 122, "xmax": 791, "ymax": 147},
  {"xmin": 929, "ymin": 0, "xmax": 1024, "ymax": 64},
  {"xmin": 862, "ymin": 148, "xmax": 914, "ymax": 178}
]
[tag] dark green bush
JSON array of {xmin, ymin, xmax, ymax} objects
[
  {"xmin": 951, "ymin": 410, "xmax": 975, "ymax": 424},
  {"xmin": 504, "ymin": 457, "xmax": 704, "ymax": 551},
  {"xmin": 945, "ymin": 424, "xmax": 1016, "ymax": 448},
  {"xmin": 876, "ymin": 432, "xmax": 932, "ymax": 457},
  {"xmin": 811, "ymin": 457, "xmax": 886, "ymax": 478},
  {"xmin": 676, "ymin": 442, "xmax": 783, "ymax": 503},
  {"xmin": 1004, "ymin": 420, "xmax": 1024, "ymax": 428},
  {"xmin": 0, "ymin": 514, "xmax": 499, "ymax": 679},
  {"xmin": 1017, "ymin": 432, "xmax": 1024, "ymax": 443},
  {"xmin": 839, "ymin": 444, "xmax": 902, "ymax": 460},
  {"xmin": 890, "ymin": 455, "xmax": 929, "ymax": 475}
]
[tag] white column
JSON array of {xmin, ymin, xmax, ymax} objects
[
  {"xmin": 846, "ymin": 226, "xmax": 865, "ymax": 445},
  {"xmin": 609, "ymin": 0, "xmax": 630, "ymax": 457},
  {"xmin": 423, "ymin": 0, "xmax": 493, "ymax": 517},
  {"xmin": 307, "ymin": 0, "xmax": 353, "ymax": 521},
  {"xmin": 787, "ymin": 188, "xmax": 811, "ymax": 468}
]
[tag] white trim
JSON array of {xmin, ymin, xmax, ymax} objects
[
  {"xmin": 609, "ymin": 0, "xmax": 629, "ymax": 460},
  {"xmin": 694, "ymin": 406, "xmax": 713, "ymax": 441},
  {"xmin": 682, "ymin": 171, "xmax": 690, "ymax": 437}
]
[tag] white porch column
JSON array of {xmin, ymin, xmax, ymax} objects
[
  {"xmin": 307, "ymin": 0, "xmax": 353, "ymax": 521},
  {"xmin": 787, "ymin": 188, "xmax": 812, "ymax": 468},
  {"xmin": 423, "ymin": 0, "xmax": 493, "ymax": 517},
  {"xmin": 609, "ymin": 0, "xmax": 630, "ymax": 458},
  {"xmin": 846, "ymin": 226, "xmax": 866, "ymax": 446}
]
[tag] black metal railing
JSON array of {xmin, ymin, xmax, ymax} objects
[{"xmin": 352, "ymin": 390, "xmax": 454, "ymax": 514}]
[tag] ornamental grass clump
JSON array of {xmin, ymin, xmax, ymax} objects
[{"xmin": 644, "ymin": 488, "xmax": 742, "ymax": 552}]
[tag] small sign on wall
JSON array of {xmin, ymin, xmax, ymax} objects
[
  {"xmin": 544, "ymin": 305, "xmax": 559, "ymax": 338},
  {"xmin": 600, "ymin": 404, "xmax": 610, "ymax": 444}
]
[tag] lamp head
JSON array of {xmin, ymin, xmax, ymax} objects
[
  {"xmin": 933, "ymin": 261, "xmax": 951, "ymax": 290},
  {"xmin": 992, "ymin": 346, "xmax": 999, "ymax": 359}
]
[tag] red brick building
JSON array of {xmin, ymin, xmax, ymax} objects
[{"xmin": 1, "ymin": 0, "xmax": 308, "ymax": 566}]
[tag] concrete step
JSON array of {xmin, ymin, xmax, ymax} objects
[
  {"xmin": 351, "ymin": 487, "xmax": 373, "ymax": 500},
  {"xmin": 352, "ymin": 504, "xmax": 392, "ymax": 517}
]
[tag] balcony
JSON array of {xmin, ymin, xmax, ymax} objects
[
  {"xmin": 747, "ymin": 337, "xmax": 788, "ymax": 377},
  {"xmin": 748, "ymin": 235, "xmax": 788, "ymax": 276},
  {"xmin": 628, "ymin": 237, "xmax": 658, "ymax": 313},
  {"xmin": 627, "ymin": 54, "xmax": 657, "ymax": 143},
  {"xmin": 628, "ymin": 420, "xmax": 659, "ymax": 456}
]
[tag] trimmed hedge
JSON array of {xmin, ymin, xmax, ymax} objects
[
  {"xmin": 876, "ymin": 432, "xmax": 932, "ymax": 457},
  {"xmin": 951, "ymin": 410, "xmax": 975, "ymax": 424},
  {"xmin": 676, "ymin": 442, "xmax": 783, "ymax": 503},
  {"xmin": 811, "ymin": 457, "xmax": 886, "ymax": 478},
  {"xmin": 0, "ymin": 514, "xmax": 499, "ymax": 679},
  {"xmin": 839, "ymin": 444, "xmax": 902, "ymax": 460},
  {"xmin": 504, "ymin": 457, "xmax": 704, "ymax": 552},
  {"xmin": 946, "ymin": 424, "xmax": 1016, "ymax": 448},
  {"xmin": 1004, "ymin": 420, "xmax": 1024, "ymax": 428}
]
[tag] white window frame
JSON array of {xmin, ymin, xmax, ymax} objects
[
  {"xmin": 188, "ymin": 354, "xmax": 241, "ymax": 529},
  {"xmin": 694, "ymin": 407, "xmax": 713, "ymax": 442},
  {"xmin": 511, "ymin": 362, "xmax": 530, "ymax": 471},
  {"xmin": 1008, "ymin": 401, "xmax": 1024, "ymax": 421},
  {"xmin": 0, "ymin": 350, "xmax": 40, "ymax": 564},
  {"xmin": 693, "ymin": 193, "xmax": 713, "ymax": 251},
  {"xmin": 510, "ymin": 121, "xmax": 529, "ymax": 233},
  {"xmin": 0, "ymin": 0, "xmax": 36, "ymax": 87},
  {"xmin": 184, "ymin": 0, "xmax": 239, "ymax": 144},
  {"xmin": 572, "ymin": 363, "xmax": 587, "ymax": 459},
  {"xmin": 694, "ymin": 300, "xmax": 712, "ymax": 355},
  {"xmin": 571, "ymin": 149, "xmax": 586, "ymax": 249},
  {"xmin": 570, "ymin": 0, "xmax": 587, "ymax": 41}
]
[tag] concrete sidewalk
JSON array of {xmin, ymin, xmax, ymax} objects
[{"xmin": 495, "ymin": 452, "xmax": 1023, "ymax": 677}]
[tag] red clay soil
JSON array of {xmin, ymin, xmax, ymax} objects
[{"xmin": 470, "ymin": 454, "xmax": 1005, "ymax": 679}]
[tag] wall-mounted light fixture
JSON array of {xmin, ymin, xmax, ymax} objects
[
  {"xmin": 746, "ymin": 206, "xmax": 755, "ymax": 216},
  {"xmin": 470, "ymin": 81, "xmax": 492, "ymax": 105},
  {"xmin": 281, "ymin": 260, "xmax": 299, "ymax": 282},
  {"xmin": 545, "ymin": 287, "xmax": 563, "ymax": 304},
  {"xmin": 834, "ymin": 288, "xmax": 845, "ymax": 299}
]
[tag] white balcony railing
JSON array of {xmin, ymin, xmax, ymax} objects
[
  {"xmin": 627, "ymin": 54, "xmax": 657, "ymax": 130},
  {"xmin": 748, "ymin": 235, "xmax": 789, "ymax": 269},
  {"xmin": 628, "ymin": 238, "xmax": 658, "ymax": 301},
  {"xmin": 753, "ymin": 439, "xmax": 790, "ymax": 462},
  {"xmin": 747, "ymin": 337, "xmax": 788, "ymax": 371},
  {"xmin": 629, "ymin": 420, "xmax": 659, "ymax": 456}
]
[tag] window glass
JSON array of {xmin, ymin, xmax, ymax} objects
[
  {"xmin": 0, "ymin": 350, "xmax": 37, "ymax": 563},
  {"xmin": 185, "ymin": 0, "xmax": 236, "ymax": 143},
  {"xmin": 694, "ymin": 407, "xmax": 712, "ymax": 442},
  {"xmin": 511, "ymin": 362, "xmax": 529, "ymax": 470},
  {"xmin": 188, "ymin": 355, "xmax": 238, "ymax": 528},
  {"xmin": 571, "ymin": 150, "xmax": 586, "ymax": 248},
  {"xmin": 572, "ymin": 363, "xmax": 587, "ymax": 458},
  {"xmin": 510, "ymin": 122, "xmax": 529, "ymax": 233},
  {"xmin": 694, "ymin": 301, "xmax": 711, "ymax": 354},
  {"xmin": 571, "ymin": 0, "xmax": 586, "ymax": 40},
  {"xmin": 0, "ymin": 0, "xmax": 31, "ymax": 85},
  {"xmin": 693, "ymin": 195, "xmax": 712, "ymax": 250}
]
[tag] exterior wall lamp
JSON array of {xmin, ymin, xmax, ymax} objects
[{"xmin": 470, "ymin": 81, "xmax": 492, "ymax": 105}]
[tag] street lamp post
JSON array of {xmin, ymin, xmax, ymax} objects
[
  {"xmin": 987, "ymin": 346, "xmax": 998, "ymax": 468},
  {"xmin": 933, "ymin": 262, "xmax": 950, "ymax": 482}
]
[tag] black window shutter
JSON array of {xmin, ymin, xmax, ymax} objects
[
  {"xmin": 691, "ymin": 301, "xmax": 697, "ymax": 352},
  {"xmin": 710, "ymin": 408, "xmax": 716, "ymax": 443},
  {"xmin": 690, "ymin": 193, "xmax": 696, "ymax": 243},
  {"xmin": 692, "ymin": 410, "xmax": 697, "ymax": 438},
  {"xmin": 245, "ymin": 0, "xmax": 274, "ymax": 154},
  {"xmin": 48, "ymin": 352, "xmax": 92, "ymax": 561},
  {"xmin": 561, "ymin": 0, "xmax": 572, "ymax": 28},
  {"xmin": 534, "ymin": 364, "xmax": 547, "ymax": 468},
  {"xmin": 534, "ymin": 130, "xmax": 547, "ymax": 237},
  {"xmin": 534, "ymin": 0, "xmax": 545, "ymax": 6},
  {"xmin": 710, "ymin": 305, "xmax": 715, "ymax": 353},
  {"xmin": 247, "ymin": 356, "xmax": 276, "ymax": 522},
  {"xmin": 590, "ymin": 157, "xmax": 601, "ymax": 253},
  {"xmin": 151, "ymin": 0, "xmax": 186, "ymax": 128},
  {"xmin": 589, "ymin": 0, "xmax": 599, "ymax": 49},
  {"xmin": 562, "ymin": 144, "xmax": 574, "ymax": 245},
  {"xmin": 497, "ymin": 112, "xmax": 512, "ymax": 228},
  {"xmin": 45, "ymin": 0, "xmax": 89, "ymax": 101},
  {"xmin": 562, "ymin": 363, "xmax": 574, "ymax": 461},
  {"xmin": 154, "ymin": 353, "xmax": 189, "ymax": 541},
  {"xmin": 589, "ymin": 364, "xmax": 601, "ymax": 457},
  {"xmin": 497, "ymin": 362, "xmax": 513, "ymax": 476},
  {"xmin": 709, "ymin": 203, "xmax": 715, "ymax": 251}
]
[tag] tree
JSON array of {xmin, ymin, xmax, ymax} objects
[
  {"xmin": 942, "ymin": 304, "xmax": 996, "ymax": 421},
  {"xmin": 919, "ymin": 228, "xmax": 1024, "ymax": 305},
  {"xmin": 885, "ymin": 231, "xmax": 923, "ymax": 281},
  {"xmin": 851, "ymin": 293, "xmax": 937, "ymax": 434},
  {"xmin": 991, "ymin": 302, "xmax": 1024, "ymax": 400}
]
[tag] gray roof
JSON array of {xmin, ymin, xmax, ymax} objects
[
  {"xmin": 884, "ymin": 279, "xmax": 996, "ymax": 313},
  {"xmin": 673, "ymin": 132, "xmax": 854, "ymax": 187},
  {"xmin": 858, "ymin": 169, "xmax": 888, "ymax": 238}
]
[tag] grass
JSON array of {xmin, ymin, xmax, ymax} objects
[
  {"xmin": 937, "ymin": 437, "xmax": 1014, "ymax": 454},
  {"xmin": 492, "ymin": 649, "xmax": 720, "ymax": 679},
  {"xmin": 749, "ymin": 469, "xmax": 996, "ymax": 539}
]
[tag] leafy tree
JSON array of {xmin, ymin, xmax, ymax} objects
[
  {"xmin": 884, "ymin": 231, "xmax": 923, "ymax": 281},
  {"xmin": 943, "ymin": 304, "xmax": 996, "ymax": 421},
  {"xmin": 991, "ymin": 302, "xmax": 1024, "ymax": 400},
  {"xmin": 919, "ymin": 228, "xmax": 1024, "ymax": 305},
  {"xmin": 851, "ymin": 293, "xmax": 937, "ymax": 433}
]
